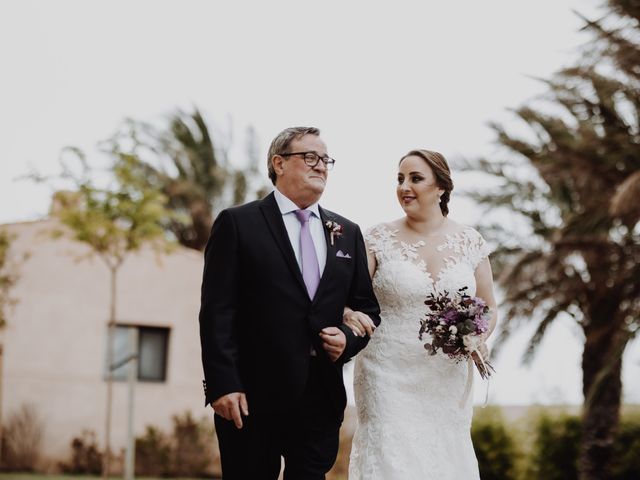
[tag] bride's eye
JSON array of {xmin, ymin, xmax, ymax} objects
[
  {"xmin": 396, "ymin": 176, "xmax": 404, "ymax": 185},
  {"xmin": 411, "ymin": 175, "xmax": 423, "ymax": 183}
]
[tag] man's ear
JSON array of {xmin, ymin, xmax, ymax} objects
[{"xmin": 272, "ymin": 155, "xmax": 285, "ymax": 177}]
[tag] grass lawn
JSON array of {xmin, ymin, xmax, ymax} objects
[
  {"xmin": 0, "ymin": 475, "xmax": 348, "ymax": 480},
  {"xmin": 0, "ymin": 476, "xmax": 208, "ymax": 480},
  {"xmin": 0, "ymin": 475, "xmax": 346, "ymax": 480}
]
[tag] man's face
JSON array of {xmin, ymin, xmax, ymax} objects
[{"xmin": 273, "ymin": 134, "xmax": 329, "ymax": 206}]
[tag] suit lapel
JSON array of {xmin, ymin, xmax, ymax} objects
[
  {"xmin": 259, "ymin": 193, "xmax": 308, "ymax": 295},
  {"xmin": 314, "ymin": 206, "xmax": 337, "ymax": 302}
]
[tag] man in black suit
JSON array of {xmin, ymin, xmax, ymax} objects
[{"xmin": 199, "ymin": 126, "xmax": 381, "ymax": 479}]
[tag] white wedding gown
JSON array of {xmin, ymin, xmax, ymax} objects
[{"xmin": 349, "ymin": 224, "xmax": 491, "ymax": 480}]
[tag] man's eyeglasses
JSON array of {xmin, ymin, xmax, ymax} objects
[{"xmin": 279, "ymin": 151, "xmax": 336, "ymax": 170}]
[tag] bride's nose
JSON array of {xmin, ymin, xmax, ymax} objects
[{"xmin": 399, "ymin": 180, "xmax": 411, "ymax": 191}]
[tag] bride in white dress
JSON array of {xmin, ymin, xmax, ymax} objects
[{"xmin": 344, "ymin": 149, "xmax": 498, "ymax": 479}]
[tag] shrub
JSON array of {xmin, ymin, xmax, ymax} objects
[
  {"xmin": 524, "ymin": 412, "xmax": 581, "ymax": 480},
  {"xmin": 59, "ymin": 430, "xmax": 102, "ymax": 474},
  {"xmin": 134, "ymin": 411, "xmax": 218, "ymax": 477},
  {"xmin": 471, "ymin": 407, "xmax": 520, "ymax": 480},
  {"xmin": 611, "ymin": 413, "xmax": 640, "ymax": 480},
  {"xmin": 135, "ymin": 426, "xmax": 171, "ymax": 476},
  {"xmin": 1, "ymin": 404, "xmax": 44, "ymax": 471},
  {"xmin": 170, "ymin": 411, "xmax": 212, "ymax": 477}
]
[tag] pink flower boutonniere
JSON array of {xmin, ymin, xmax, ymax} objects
[{"xmin": 325, "ymin": 220, "xmax": 344, "ymax": 246}]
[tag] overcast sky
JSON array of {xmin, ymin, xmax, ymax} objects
[{"xmin": 1, "ymin": 0, "xmax": 638, "ymax": 405}]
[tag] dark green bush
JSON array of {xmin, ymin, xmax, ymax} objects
[
  {"xmin": 135, "ymin": 426, "xmax": 172, "ymax": 476},
  {"xmin": 472, "ymin": 407, "xmax": 520, "ymax": 480},
  {"xmin": 58, "ymin": 429, "xmax": 103, "ymax": 474},
  {"xmin": 525, "ymin": 413, "xmax": 581, "ymax": 480},
  {"xmin": 170, "ymin": 411, "xmax": 212, "ymax": 477},
  {"xmin": 611, "ymin": 414, "xmax": 640, "ymax": 480},
  {"xmin": 134, "ymin": 411, "xmax": 216, "ymax": 477}
]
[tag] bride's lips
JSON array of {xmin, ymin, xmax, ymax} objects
[{"xmin": 402, "ymin": 196, "xmax": 416, "ymax": 204}]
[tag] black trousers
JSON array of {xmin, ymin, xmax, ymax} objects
[{"xmin": 214, "ymin": 358, "xmax": 342, "ymax": 480}]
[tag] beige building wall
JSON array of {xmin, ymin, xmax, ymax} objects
[{"xmin": 1, "ymin": 219, "xmax": 208, "ymax": 463}]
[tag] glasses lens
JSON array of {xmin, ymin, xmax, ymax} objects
[
  {"xmin": 300, "ymin": 153, "xmax": 335, "ymax": 169},
  {"xmin": 303, "ymin": 153, "xmax": 319, "ymax": 166}
]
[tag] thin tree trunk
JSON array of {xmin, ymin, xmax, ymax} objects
[
  {"xmin": 102, "ymin": 266, "xmax": 118, "ymax": 479},
  {"xmin": 0, "ymin": 344, "xmax": 4, "ymax": 468},
  {"xmin": 578, "ymin": 323, "xmax": 624, "ymax": 480}
]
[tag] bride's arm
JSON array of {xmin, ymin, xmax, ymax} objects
[
  {"xmin": 343, "ymin": 243, "xmax": 379, "ymax": 337},
  {"xmin": 365, "ymin": 244, "xmax": 377, "ymax": 279},
  {"xmin": 474, "ymin": 257, "xmax": 498, "ymax": 338}
]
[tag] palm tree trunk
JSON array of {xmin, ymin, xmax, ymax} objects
[{"xmin": 578, "ymin": 323, "xmax": 623, "ymax": 480}]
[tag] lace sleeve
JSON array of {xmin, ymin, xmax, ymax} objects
[
  {"xmin": 364, "ymin": 224, "xmax": 391, "ymax": 263},
  {"xmin": 465, "ymin": 228, "xmax": 492, "ymax": 270}
]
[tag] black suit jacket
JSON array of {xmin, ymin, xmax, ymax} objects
[{"xmin": 199, "ymin": 192, "xmax": 381, "ymax": 414}]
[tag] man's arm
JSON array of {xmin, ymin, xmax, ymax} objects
[
  {"xmin": 199, "ymin": 209, "xmax": 244, "ymax": 406},
  {"xmin": 337, "ymin": 225, "xmax": 381, "ymax": 362}
]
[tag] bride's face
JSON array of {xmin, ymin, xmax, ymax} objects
[{"xmin": 396, "ymin": 155, "xmax": 444, "ymax": 216}]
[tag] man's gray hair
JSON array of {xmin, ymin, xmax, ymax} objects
[{"xmin": 267, "ymin": 127, "xmax": 321, "ymax": 185}]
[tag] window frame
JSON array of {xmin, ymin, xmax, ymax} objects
[{"xmin": 106, "ymin": 324, "xmax": 170, "ymax": 383}]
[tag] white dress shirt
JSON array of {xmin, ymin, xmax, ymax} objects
[{"xmin": 273, "ymin": 188, "xmax": 327, "ymax": 275}]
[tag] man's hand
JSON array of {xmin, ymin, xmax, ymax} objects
[
  {"xmin": 320, "ymin": 327, "xmax": 346, "ymax": 362},
  {"xmin": 211, "ymin": 392, "xmax": 249, "ymax": 429}
]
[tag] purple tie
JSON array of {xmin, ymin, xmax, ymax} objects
[{"xmin": 294, "ymin": 209, "xmax": 321, "ymax": 299}]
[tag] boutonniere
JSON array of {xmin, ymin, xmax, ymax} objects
[{"xmin": 325, "ymin": 220, "xmax": 344, "ymax": 246}]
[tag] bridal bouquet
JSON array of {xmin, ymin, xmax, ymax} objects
[{"xmin": 418, "ymin": 287, "xmax": 495, "ymax": 379}]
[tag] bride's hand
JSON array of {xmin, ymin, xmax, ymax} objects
[
  {"xmin": 343, "ymin": 307, "xmax": 376, "ymax": 337},
  {"xmin": 471, "ymin": 341, "xmax": 489, "ymax": 362}
]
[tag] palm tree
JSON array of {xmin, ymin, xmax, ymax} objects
[
  {"xmin": 462, "ymin": 4, "xmax": 639, "ymax": 478},
  {"xmin": 109, "ymin": 108, "xmax": 267, "ymax": 251}
]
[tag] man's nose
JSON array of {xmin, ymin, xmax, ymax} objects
[{"xmin": 314, "ymin": 159, "xmax": 328, "ymax": 172}]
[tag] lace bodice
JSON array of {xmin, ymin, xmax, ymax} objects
[
  {"xmin": 348, "ymin": 223, "xmax": 491, "ymax": 479},
  {"xmin": 367, "ymin": 223, "xmax": 489, "ymax": 294},
  {"xmin": 365, "ymin": 223, "xmax": 490, "ymax": 339}
]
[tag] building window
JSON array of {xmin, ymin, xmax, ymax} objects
[{"xmin": 109, "ymin": 325, "xmax": 170, "ymax": 382}]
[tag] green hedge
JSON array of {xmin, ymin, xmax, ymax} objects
[
  {"xmin": 472, "ymin": 407, "xmax": 520, "ymax": 480},
  {"xmin": 471, "ymin": 407, "xmax": 640, "ymax": 480},
  {"xmin": 611, "ymin": 414, "xmax": 640, "ymax": 480},
  {"xmin": 57, "ymin": 412, "xmax": 219, "ymax": 477}
]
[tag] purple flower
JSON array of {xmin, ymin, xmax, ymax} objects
[{"xmin": 442, "ymin": 309, "xmax": 459, "ymax": 325}]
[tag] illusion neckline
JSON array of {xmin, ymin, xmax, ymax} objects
[
  {"xmin": 373, "ymin": 224, "xmax": 477, "ymax": 286},
  {"xmin": 381, "ymin": 224, "xmax": 469, "ymax": 248}
]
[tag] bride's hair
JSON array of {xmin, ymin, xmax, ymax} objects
[{"xmin": 399, "ymin": 149, "xmax": 453, "ymax": 216}]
